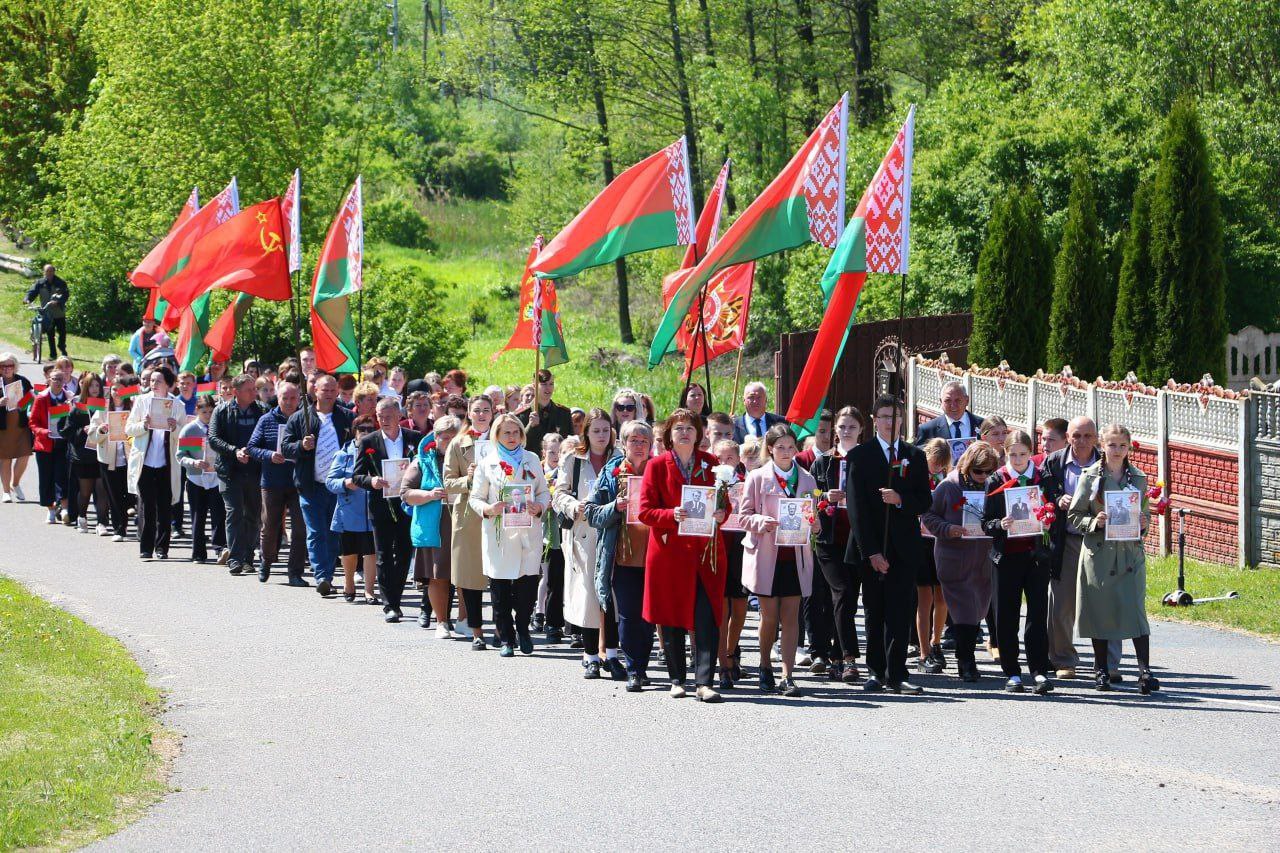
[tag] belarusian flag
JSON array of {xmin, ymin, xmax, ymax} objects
[
  {"xmin": 76, "ymin": 397, "xmax": 106, "ymax": 413},
  {"xmin": 176, "ymin": 293, "xmax": 212, "ymax": 372},
  {"xmin": 136, "ymin": 187, "xmax": 199, "ymax": 323},
  {"xmin": 117, "ymin": 385, "xmax": 140, "ymax": 401},
  {"xmin": 496, "ymin": 237, "xmax": 570, "ymax": 367},
  {"xmin": 282, "ymin": 168, "xmax": 302, "ymax": 274},
  {"xmin": 785, "ymin": 105, "xmax": 915, "ymax": 436},
  {"xmin": 204, "ymin": 292, "xmax": 255, "ymax": 363},
  {"xmin": 178, "ymin": 435, "xmax": 205, "ymax": 456},
  {"xmin": 158, "ymin": 198, "xmax": 293, "ymax": 317},
  {"xmin": 195, "ymin": 380, "xmax": 218, "ymax": 394},
  {"xmin": 310, "ymin": 178, "xmax": 363, "ymax": 373},
  {"xmin": 650, "ymin": 94, "xmax": 849, "ymax": 367},
  {"xmin": 48, "ymin": 402, "xmax": 71, "ymax": 421},
  {"xmin": 531, "ymin": 137, "xmax": 695, "ymax": 280}
]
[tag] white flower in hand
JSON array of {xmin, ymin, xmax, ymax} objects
[{"xmin": 713, "ymin": 464, "xmax": 737, "ymax": 485}]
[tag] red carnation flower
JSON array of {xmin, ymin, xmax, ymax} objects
[
  {"xmin": 499, "ymin": 461, "xmax": 514, "ymax": 476},
  {"xmin": 363, "ymin": 447, "xmax": 375, "ymax": 456},
  {"xmin": 1132, "ymin": 440, "xmax": 1141, "ymax": 451}
]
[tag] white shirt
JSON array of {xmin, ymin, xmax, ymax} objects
[
  {"xmin": 876, "ymin": 434, "xmax": 900, "ymax": 464},
  {"xmin": 945, "ymin": 414, "xmax": 973, "ymax": 439},
  {"xmin": 314, "ymin": 411, "xmax": 339, "ymax": 483},
  {"xmin": 382, "ymin": 429, "xmax": 404, "ymax": 461},
  {"xmin": 144, "ymin": 426, "xmax": 169, "ymax": 468}
]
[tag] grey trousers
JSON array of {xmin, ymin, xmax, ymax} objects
[{"xmin": 1049, "ymin": 534, "xmax": 1121, "ymax": 671}]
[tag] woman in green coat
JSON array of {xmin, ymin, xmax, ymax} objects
[{"xmin": 1067, "ymin": 423, "xmax": 1158, "ymax": 695}]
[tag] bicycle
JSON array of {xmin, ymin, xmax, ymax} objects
[{"xmin": 27, "ymin": 304, "xmax": 47, "ymax": 363}]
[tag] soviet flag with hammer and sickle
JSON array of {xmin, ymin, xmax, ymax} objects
[{"xmin": 159, "ymin": 197, "xmax": 294, "ymax": 317}]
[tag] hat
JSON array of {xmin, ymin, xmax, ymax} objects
[{"xmin": 571, "ymin": 407, "xmax": 586, "ymax": 416}]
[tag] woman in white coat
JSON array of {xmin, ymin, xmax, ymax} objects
[
  {"xmin": 554, "ymin": 408, "xmax": 618, "ymax": 679},
  {"xmin": 469, "ymin": 413, "xmax": 550, "ymax": 657},
  {"xmin": 125, "ymin": 366, "xmax": 181, "ymax": 559}
]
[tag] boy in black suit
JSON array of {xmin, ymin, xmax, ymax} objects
[{"xmin": 846, "ymin": 394, "xmax": 933, "ymax": 694}]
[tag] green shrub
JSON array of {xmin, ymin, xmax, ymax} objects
[{"xmin": 365, "ymin": 194, "xmax": 435, "ymax": 251}]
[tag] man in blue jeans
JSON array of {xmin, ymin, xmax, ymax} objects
[
  {"xmin": 283, "ymin": 373, "xmax": 351, "ymax": 597},
  {"xmin": 208, "ymin": 374, "xmax": 267, "ymax": 576}
]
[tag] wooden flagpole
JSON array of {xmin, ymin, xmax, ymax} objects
[{"xmin": 879, "ymin": 271, "xmax": 909, "ymax": 562}]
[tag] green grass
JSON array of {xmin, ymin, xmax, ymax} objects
[
  {"xmin": 0, "ymin": 577, "xmax": 168, "ymax": 849},
  {"xmin": 1146, "ymin": 556, "xmax": 1280, "ymax": 639}
]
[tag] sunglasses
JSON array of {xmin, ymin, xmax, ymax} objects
[{"xmin": 614, "ymin": 403, "xmax": 636, "ymax": 412}]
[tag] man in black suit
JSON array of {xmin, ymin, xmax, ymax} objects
[
  {"xmin": 916, "ymin": 380, "xmax": 983, "ymax": 443},
  {"xmin": 847, "ymin": 394, "xmax": 933, "ymax": 694},
  {"xmin": 732, "ymin": 381, "xmax": 787, "ymax": 442},
  {"xmin": 208, "ymin": 374, "xmax": 267, "ymax": 578},
  {"xmin": 282, "ymin": 372, "xmax": 353, "ymax": 597},
  {"xmin": 352, "ymin": 397, "xmax": 423, "ymax": 622}
]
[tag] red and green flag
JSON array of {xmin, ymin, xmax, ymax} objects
[
  {"xmin": 195, "ymin": 380, "xmax": 218, "ymax": 394},
  {"xmin": 650, "ymin": 94, "xmax": 849, "ymax": 367},
  {"xmin": 204, "ymin": 292, "xmax": 255, "ymax": 364},
  {"xmin": 531, "ymin": 137, "xmax": 695, "ymax": 280},
  {"xmin": 496, "ymin": 237, "xmax": 568, "ymax": 367},
  {"xmin": 117, "ymin": 385, "xmax": 140, "ymax": 401},
  {"xmin": 176, "ymin": 293, "xmax": 213, "ymax": 372},
  {"xmin": 77, "ymin": 397, "xmax": 107, "ymax": 413},
  {"xmin": 178, "ymin": 435, "xmax": 205, "ymax": 456},
  {"xmin": 48, "ymin": 402, "xmax": 71, "ymax": 421},
  {"xmin": 786, "ymin": 105, "xmax": 915, "ymax": 436},
  {"xmin": 16, "ymin": 390, "xmax": 34, "ymax": 411},
  {"xmin": 135, "ymin": 187, "xmax": 200, "ymax": 323},
  {"xmin": 159, "ymin": 198, "xmax": 293, "ymax": 321},
  {"xmin": 310, "ymin": 178, "xmax": 363, "ymax": 374}
]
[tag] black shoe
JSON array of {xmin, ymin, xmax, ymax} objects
[
  {"xmin": 470, "ymin": 637, "xmax": 487, "ymax": 651},
  {"xmin": 518, "ymin": 631, "xmax": 534, "ymax": 656},
  {"xmin": 569, "ymin": 634, "xmax": 584, "ymax": 649},
  {"xmin": 960, "ymin": 663, "xmax": 980, "ymax": 683},
  {"xmin": 317, "ymin": 580, "xmax": 333, "ymax": 597},
  {"xmin": 532, "ymin": 613, "xmax": 546, "ymax": 632},
  {"xmin": 1033, "ymin": 674, "xmax": 1055, "ymax": 695},
  {"xmin": 827, "ymin": 661, "xmax": 844, "ymax": 682},
  {"xmin": 1094, "ymin": 670, "xmax": 1112, "ymax": 691},
  {"xmin": 384, "ymin": 609, "xmax": 401, "ymax": 624},
  {"xmin": 155, "ymin": 551, "xmax": 168, "ymax": 560},
  {"xmin": 626, "ymin": 675, "xmax": 643, "ymax": 693},
  {"xmin": 545, "ymin": 627, "xmax": 563, "ymax": 644},
  {"xmin": 1109, "ymin": 671, "xmax": 1124, "ymax": 683},
  {"xmin": 758, "ymin": 668, "xmax": 776, "ymax": 693},
  {"xmin": 257, "ymin": 565, "xmax": 270, "ymax": 583},
  {"xmin": 1138, "ymin": 672, "xmax": 1160, "ymax": 695},
  {"xmin": 779, "ymin": 677, "xmax": 802, "ymax": 697},
  {"xmin": 718, "ymin": 671, "xmax": 734, "ymax": 690},
  {"xmin": 606, "ymin": 657, "xmax": 627, "ymax": 680},
  {"xmin": 907, "ymin": 643, "xmax": 919, "ymax": 658},
  {"xmin": 140, "ymin": 552, "xmax": 153, "ymax": 561},
  {"xmin": 286, "ymin": 577, "xmax": 309, "ymax": 588},
  {"xmin": 940, "ymin": 636, "xmax": 957, "ymax": 651},
  {"xmin": 418, "ymin": 610, "xmax": 431, "ymax": 628},
  {"xmin": 344, "ymin": 593, "xmax": 356, "ymax": 602},
  {"xmin": 888, "ymin": 681, "xmax": 924, "ymax": 695},
  {"xmin": 583, "ymin": 660, "xmax": 602, "ymax": 679},
  {"xmin": 864, "ymin": 675, "xmax": 885, "ymax": 692},
  {"xmin": 228, "ymin": 563, "xmax": 244, "ymax": 575}
]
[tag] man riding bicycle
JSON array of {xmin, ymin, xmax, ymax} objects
[{"xmin": 24, "ymin": 264, "xmax": 70, "ymax": 358}]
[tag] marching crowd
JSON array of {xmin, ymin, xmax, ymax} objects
[{"xmin": 1, "ymin": 338, "xmax": 1160, "ymax": 702}]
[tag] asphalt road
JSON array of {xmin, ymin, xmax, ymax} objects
[{"xmin": 4, "ymin": 364, "xmax": 1279, "ymax": 851}]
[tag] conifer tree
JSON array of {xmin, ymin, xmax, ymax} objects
[
  {"xmin": 1047, "ymin": 164, "xmax": 1109, "ymax": 378},
  {"xmin": 1111, "ymin": 182, "xmax": 1154, "ymax": 379}
]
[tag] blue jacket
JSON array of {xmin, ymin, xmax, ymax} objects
[
  {"xmin": 583, "ymin": 451, "xmax": 627, "ymax": 604},
  {"xmin": 405, "ymin": 433, "xmax": 445, "ymax": 548},
  {"xmin": 324, "ymin": 441, "xmax": 371, "ymax": 533},
  {"xmin": 247, "ymin": 407, "xmax": 296, "ymax": 490}
]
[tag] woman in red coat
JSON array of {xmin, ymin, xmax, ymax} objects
[{"xmin": 639, "ymin": 408, "xmax": 728, "ymax": 703}]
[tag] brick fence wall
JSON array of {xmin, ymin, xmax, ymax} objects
[{"xmin": 907, "ymin": 358, "xmax": 1273, "ymax": 567}]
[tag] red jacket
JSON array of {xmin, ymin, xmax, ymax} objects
[
  {"xmin": 29, "ymin": 391, "xmax": 68, "ymax": 454},
  {"xmin": 638, "ymin": 450, "xmax": 727, "ymax": 630}
]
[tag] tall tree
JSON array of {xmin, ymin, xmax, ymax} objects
[
  {"xmin": 1111, "ymin": 182, "xmax": 1155, "ymax": 379},
  {"xmin": 1148, "ymin": 99, "xmax": 1228, "ymax": 382},
  {"xmin": 666, "ymin": 0, "xmax": 703, "ymax": 211},
  {"xmin": 1046, "ymin": 163, "xmax": 1109, "ymax": 378},
  {"xmin": 969, "ymin": 186, "xmax": 1052, "ymax": 372}
]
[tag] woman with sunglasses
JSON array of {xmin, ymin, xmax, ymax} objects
[
  {"xmin": 921, "ymin": 440, "xmax": 1000, "ymax": 682},
  {"xmin": 610, "ymin": 389, "xmax": 645, "ymax": 433},
  {"xmin": 0, "ymin": 353, "xmax": 33, "ymax": 502}
]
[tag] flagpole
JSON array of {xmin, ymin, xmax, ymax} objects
[
  {"xmin": 729, "ymin": 332, "xmax": 746, "ymax": 415},
  {"xmin": 683, "ymin": 282, "xmax": 713, "ymax": 413},
  {"xmin": 357, "ymin": 287, "xmax": 364, "ymax": 369},
  {"xmin": 880, "ymin": 271, "xmax": 909, "ymax": 567}
]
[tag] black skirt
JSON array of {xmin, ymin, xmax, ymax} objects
[
  {"xmin": 916, "ymin": 547, "xmax": 940, "ymax": 586},
  {"xmin": 769, "ymin": 552, "xmax": 803, "ymax": 598},
  {"xmin": 723, "ymin": 530, "xmax": 747, "ymax": 599}
]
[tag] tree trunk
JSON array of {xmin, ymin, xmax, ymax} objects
[
  {"xmin": 581, "ymin": 6, "xmax": 634, "ymax": 343},
  {"xmin": 792, "ymin": 0, "xmax": 819, "ymax": 129},
  {"xmin": 667, "ymin": 0, "xmax": 703, "ymax": 212},
  {"xmin": 745, "ymin": 0, "xmax": 764, "ymax": 176},
  {"xmin": 850, "ymin": 0, "xmax": 886, "ymax": 127}
]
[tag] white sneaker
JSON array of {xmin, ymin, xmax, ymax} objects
[
  {"xmin": 112, "ymin": 534, "xmax": 124, "ymax": 542},
  {"xmin": 46, "ymin": 509, "xmax": 57, "ymax": 524},
  {"xmin": 76, "ymin": 517, "xmax": 88, "ymax": 533},
  {"xmin": 1, "ymin": 492, "xmax": 10, "ymax": 503},
  {"xmin": 13, "ymin": 485, "xmax": 24, "ymax": 501},
  {"xmin": 98, "ymin": 525, "xmax": 111, "ymax": 536},
  {"xmin": 450, "ymin": 621, "xmax": 470, "ymax": 640},
  {"xmin": 59, "ymin": 508, "xmax": 70, "ymax": 523},
  {"xmin": 435, "ymin": 624, "xmax": 451, "ymax": 640}
]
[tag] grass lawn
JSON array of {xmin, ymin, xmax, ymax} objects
[
  {"xmin": 1145, "ymin": 556, "xmax": 1280, "ymax": 639},
  {"xmin": 0, "ymin": 577, "xmax": 169, "ymax": 849}
]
